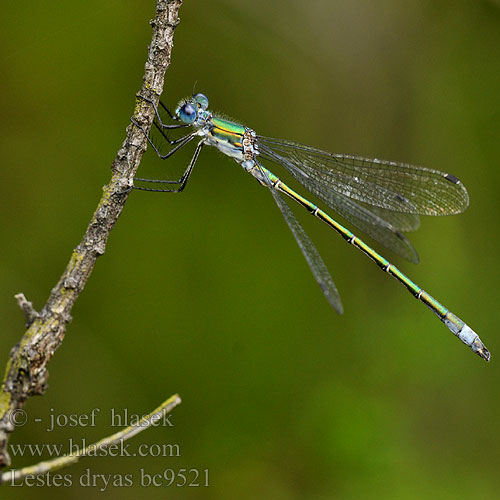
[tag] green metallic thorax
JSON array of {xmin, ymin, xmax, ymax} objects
[{"xmin": 210, "ymin": 117, "xmax": 245, "ymax": 148}]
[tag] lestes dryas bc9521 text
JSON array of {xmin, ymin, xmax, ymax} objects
[{"xmin": 132, "ymin": 93, "xmax": 490, "ymax": 362}]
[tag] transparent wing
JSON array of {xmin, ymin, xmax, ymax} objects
[
  {"xmin": 258, "ymin": 137, "xmax": 469, "ymax": 216},
  {"xmin": 324, "ymin": 191, "xmax": 420, "ymax": 263},
  {"xmin": 363, "ymin": 205, "xmax": 420, "ymax": 232},
  {"xmin": 268, "ymin": 182, "xmax": 343, "ymax": 314},
  {"xmin": 260, "ymin": 143, "xmax": 422, "ymax": 262}
]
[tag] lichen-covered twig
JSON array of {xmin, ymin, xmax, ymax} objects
[
  {"xmin": 0, "ymin": 0, "xmax": 183, "ymax": 468},
  {"xmin": 0, "ymin": 394, "xmax": 181, "ymax": 484}
]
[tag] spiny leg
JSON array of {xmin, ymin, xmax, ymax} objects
[
  {"xmin": 135, "ymin": 95, "xmax": 189, "ymax": 152},
  {"xmin": 134, "ymin": 140, "xmax": 204, "ymax": 192},
  {"xmin": 137, "ymin": 94, "xmax": 188, "ymax": 130},
  {"xmin": 131, "ymin": 117, "xmax": 198, "ymax": 189},
  {"xmin": 132, "ymin": 117, "xmax": 196, "ymax": 160},
  {"xmin": 152, "ymin": 120, "xmax": 191, "ymax": 146}
]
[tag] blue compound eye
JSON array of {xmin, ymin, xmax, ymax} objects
[
  {"xmin": 193, "ymin": 93, "xmax": 209, "ymax": 110},
  {"xmin": 178, "ymin": 103, "xmax": 197, "ymax": 124}
]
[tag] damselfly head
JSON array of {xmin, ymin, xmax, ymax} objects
[{"xmin": 175, "ymin": 93, "xmax": 209, "ymax": 124}]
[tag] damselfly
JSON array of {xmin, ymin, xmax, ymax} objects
[{"xmin": 132, "ymin": 93, "xmax": 489, "ymax": 361}]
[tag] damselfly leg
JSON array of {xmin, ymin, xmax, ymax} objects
[
  {"xmin": 133, "ymin": 140, "xmax": 204, "ymax": 193},
  {"xmin": 137, "ymin": 95, "xmax": 188, "ymax": 130},
  {"xmin": 133, "ymin": 96, "xmax": 201, "ymax": 191}
]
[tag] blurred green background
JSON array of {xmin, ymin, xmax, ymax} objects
[{"xmin": 1, "ymin": 0, "xmax": 499, "ymax": 498}]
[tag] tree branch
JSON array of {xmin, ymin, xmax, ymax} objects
[
  {"xmin": 0, "ymin": 394, "xmax": 181, "ymax": 484},
  {"xmin": 0, "ymin": 0, "xmax": 183, "ymax": 468}
]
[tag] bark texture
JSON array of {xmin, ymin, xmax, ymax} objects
[{"xmin": 0, "ymin": 0, "xmax": 183, "ymax": 468}]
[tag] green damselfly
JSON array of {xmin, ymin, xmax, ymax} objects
[{"xmin": 132, "ymin": 93, "xmax": 489, "ymax": 361}]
